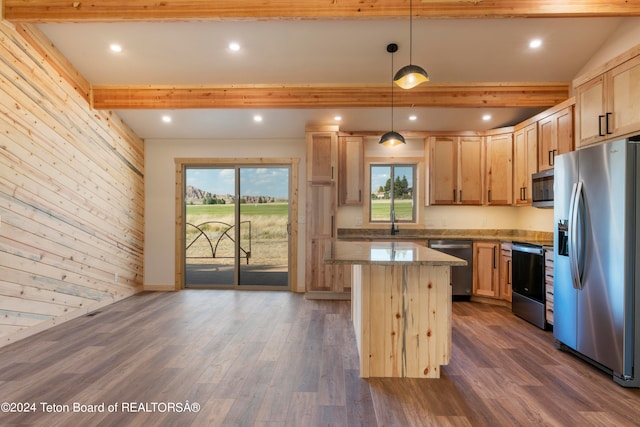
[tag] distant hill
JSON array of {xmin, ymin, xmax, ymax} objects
[
  {"xmin": 186, "ymin": 185, "xmax": 281, "ymax": 205},
  {"xmin": 185, "ymin": 185, "xmax": 212, "ymax": 201},
  {"xmin": 185, "ymin": 186, "xmax": 233, "ymax": 205}
]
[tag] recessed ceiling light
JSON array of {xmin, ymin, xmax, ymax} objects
[
  {"xmin": 253, "ymin": 115, "xmax": 263, "ymax": 123},
  {"xmin": 334, "ymin": 116, "xmax": 342, "ymax": 122},
  {"xmin": 409, "ymin": 115, "xmax": 417, "ymax": 121},
  {"xmin": 162, "ymin": 115, "xmax": 172, "ymax": 123},
  {"xmin": 482, "ymin": 114, "xmax": 492, "ymax": 121},
  {"xmin": 109, "ymin": 43, "xmax": 123, "ymax": 53},
  {"xmin": 529, "ymin": 39, "xmax": 542, "ymax": 49},
  {"xmin": 229, "ymin": 42, "xmax": 241, "ymax": 52}
]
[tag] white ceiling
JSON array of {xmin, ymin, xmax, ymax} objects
[{"xmin": 37, "ymin": 17, "xmax": 627, "ymax": 140}]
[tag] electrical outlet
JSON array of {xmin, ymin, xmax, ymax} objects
[{"xmin": 114, "ymin": 273, "xmax": 119, "ymax": 283}]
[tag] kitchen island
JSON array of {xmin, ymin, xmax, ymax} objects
[{"xmin": 325, "ymin": 241, "xmax": 466, "ymax": 378}]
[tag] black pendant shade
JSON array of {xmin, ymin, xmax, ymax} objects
[{"xmin": 379, "ymin": 131, "xmax": 406, "ymax": 147}]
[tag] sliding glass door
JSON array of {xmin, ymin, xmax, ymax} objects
[{"xmin": 184, "ymin": 165, "xmax": 290, "ymax": 289}]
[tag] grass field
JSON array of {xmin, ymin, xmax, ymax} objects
[{"xmin": 370, "ymin": 199, "xmax": 414, "ymax": 221}]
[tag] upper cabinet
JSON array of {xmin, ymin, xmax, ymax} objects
[
  {"xmin": 575, "ymin": 50, "xmax": 640, "ymax": 148},
  {"xmin": 428, "ymin": 135, "xmax": 483, "ymax": 205},
  {"xmin": 538, "ymin": 104, "xmax": 574, "ymax": 171},
  {"xmin": 306, "ymin": 128, "xmax": 338, "ymax": 183},
  {"xmin": 513, "ymin": 122, "xmax": 538, "ymax": 206},
  {"xmin": 485, "ymin": 131, "xmax": 513, "ymax": 206},
  {"xmin": 338, "ymin": 136, "xmax": 364, "ymax": 205}
]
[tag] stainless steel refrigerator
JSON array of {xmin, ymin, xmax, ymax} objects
[{"xmin": 554, "ymin": 138, "xmax": 640, "ymax": 387}]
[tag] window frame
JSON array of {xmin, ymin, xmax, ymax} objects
[
  {"xmin": 369, "ymin": 164, "xmax": 417, "ymax": 223},
  {"xmin": 363, "ymin": 156, "xmax": 424, "ymax": 229}
]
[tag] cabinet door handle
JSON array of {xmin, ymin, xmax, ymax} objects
[
  {"xmin": 507, "ymin": 259, "xmax": 512, "ymax": 285},
  {"xmin": 606, "ymin": 112, "xmax": 613, "ymax": 134},
  {"xmin": 331, "ymin": 166, "xmax": 334, "ymax": 180},
  {"xmin": 598, "ymin": 115, "xmax": 605, "ymax": 137},
  {"xmin": 459, "ymin": 190, "xmax": 462, "ymax": 203},
  {"xmin": 331, "ymin": 215, "xmax": 334, "ymax": 238},
  {"xmin": 453, "ymin": 189, "xmax": 457, "ymax": 203},
  {"xmin": 358, "ymin": 190, "xmax": 362, "ymax": 202},
  {"xmin": 488, "ymin": 189, "xmax": 492, "ymax": 203},
  {"xmin": 493, "ymin": 246, "xmax": 497, "ymax": 269}
]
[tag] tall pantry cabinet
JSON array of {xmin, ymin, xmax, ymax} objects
[{"xmin": 305, "ymin": 127, "xmax": 350, "ymax": 299}]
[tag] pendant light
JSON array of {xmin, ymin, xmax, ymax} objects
[
  {"xmin": 379, "ymin": 43, "xmax": 406, "ymax": 147},
  {"xmin": 394, "ymin": 0, "xmax": 429, "ymax": 89}
]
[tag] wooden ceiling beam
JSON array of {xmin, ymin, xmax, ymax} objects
[
  {"xmin": 4, "ymin": 0, "xmax": 640, "ymax": 22},
  {"xmin": 91, "ymin": 83, "xmax": 570, "ymax": 110}
]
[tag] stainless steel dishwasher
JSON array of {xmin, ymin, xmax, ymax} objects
[{"xmin": 428, "ymin": 240, "xmax": 473, "ymax": 297}]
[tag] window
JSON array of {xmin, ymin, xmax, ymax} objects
[{"xmin": 370, "ymin": 164, "xmax": 416, "ymax": 222}]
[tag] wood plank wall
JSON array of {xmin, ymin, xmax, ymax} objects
[{"xmin": 0, "ymin": 20, "xmax": 145, "ymax": 347}]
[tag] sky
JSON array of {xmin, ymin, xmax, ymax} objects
[
  {"xmin": 186, "ymin": 167, "xmax": 289, "ymax": 198},
  {"xmin": 370, "ymin": 165, "xmax": 414, "ymax": 193}
]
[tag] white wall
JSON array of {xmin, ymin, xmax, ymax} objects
[
  {"xmin": 144, "ymin": 138, "xmax": 306, "ymax": 289},
  {"xmin": 576, "ymin": 18, "xmax": 640, "ymax": 78}
]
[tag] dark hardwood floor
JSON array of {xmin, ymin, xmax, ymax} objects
[{"xmin": 0, "ymin": 291, "xmax": 639, "ymax": 426}]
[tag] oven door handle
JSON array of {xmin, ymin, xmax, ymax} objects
[{"xmin": 568, "ymin": 181, "xmax": 584, "ymax": 290}]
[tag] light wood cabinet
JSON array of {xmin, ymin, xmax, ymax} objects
[
  {"xmin": 305, "ymin": 183, "xmax": 350, "ymax": 294},
  {"xmin": 485, "ymin": 132, "xmax": 513, "ymax": 206},
  {"xmin": 338, "ymin": 136, "xmax": 364, "ymax": 205},
  {"xmin": 575, "ymin": 54, "xmax": 640, "ymax": 147},
  {"xmin": 428, "ymin": 135, "xmax": 483, "ymax": 205},
  {"xmin": 538, "ymin": 106, "xmax": 574, "ymax": 170},
  {"xmin": 473, "ymin": 241, "xmax": 500, "ymax": 298},
  {"xmin": 499, "ymin": 243, "xmax": 512, "ymax": 302},
  {"xmin": 513, "ymin": 123, "xmax": 538, "ymax": 206},
  {"xmin": 306, "ymin": 130, "xmax": 337, "ymax": 183},
  {"xmin": 305, "ymin": 126, "xmax": 350, "ymax": 297}
]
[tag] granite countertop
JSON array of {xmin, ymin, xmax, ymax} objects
[
  {"xmin": 337, "ymin": 228, "xmax": 554, "ymax": 247},
  {"xmin": 324, "ymin": 241, "xmax": 467, "ymax": 266}
]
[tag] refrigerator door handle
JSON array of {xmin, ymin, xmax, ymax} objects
[{"xmin": 569, "ymin": 181, "xmax": 584, "ymax": 290}]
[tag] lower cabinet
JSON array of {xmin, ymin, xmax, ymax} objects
[
  {"xmin": 499, "ymin": 243, "xmax": 512, "ymax": 302},
  {"xmin": 545, "ymin": 247, "xmax": 554, "ymax": 325},
  {"xmin": 473, "ymin": 241, "xmax": 501, "ymax": 298},
  {"xmin": 306, "ymin": 238, "xmax": 351, "ymax": 294},
  {"xmin": 473, "ymin": 240, "xmax": 512, "ymax": 302}
]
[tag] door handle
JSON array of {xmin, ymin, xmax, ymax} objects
[
  {"xmin": 606, "ymin": 112, "xmax": 613, "ymax": 134},
  {"xmin": 598, "ymin": 115, "xmax": 605, "ymax": 137},
  {"xmin": 568, "ymin": 181, "xmax": 584, "ymax": 290}
]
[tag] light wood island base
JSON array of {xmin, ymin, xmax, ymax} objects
[{"xmin": 325, "ymin": 241, "xmax": 466, "ymax": 378}]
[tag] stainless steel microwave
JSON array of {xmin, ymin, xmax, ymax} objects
[{"xmin": 532, "ymin": 169, "xmax": 554, "ymax": 208}]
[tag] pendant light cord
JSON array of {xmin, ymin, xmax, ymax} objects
[
  {"xmin": 390, "ymin": 47, "xmax": 395, "ymax": 131},
  {"xmin": 409, "ymin": 0, "xmax": 413, "ymax": 65}
]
